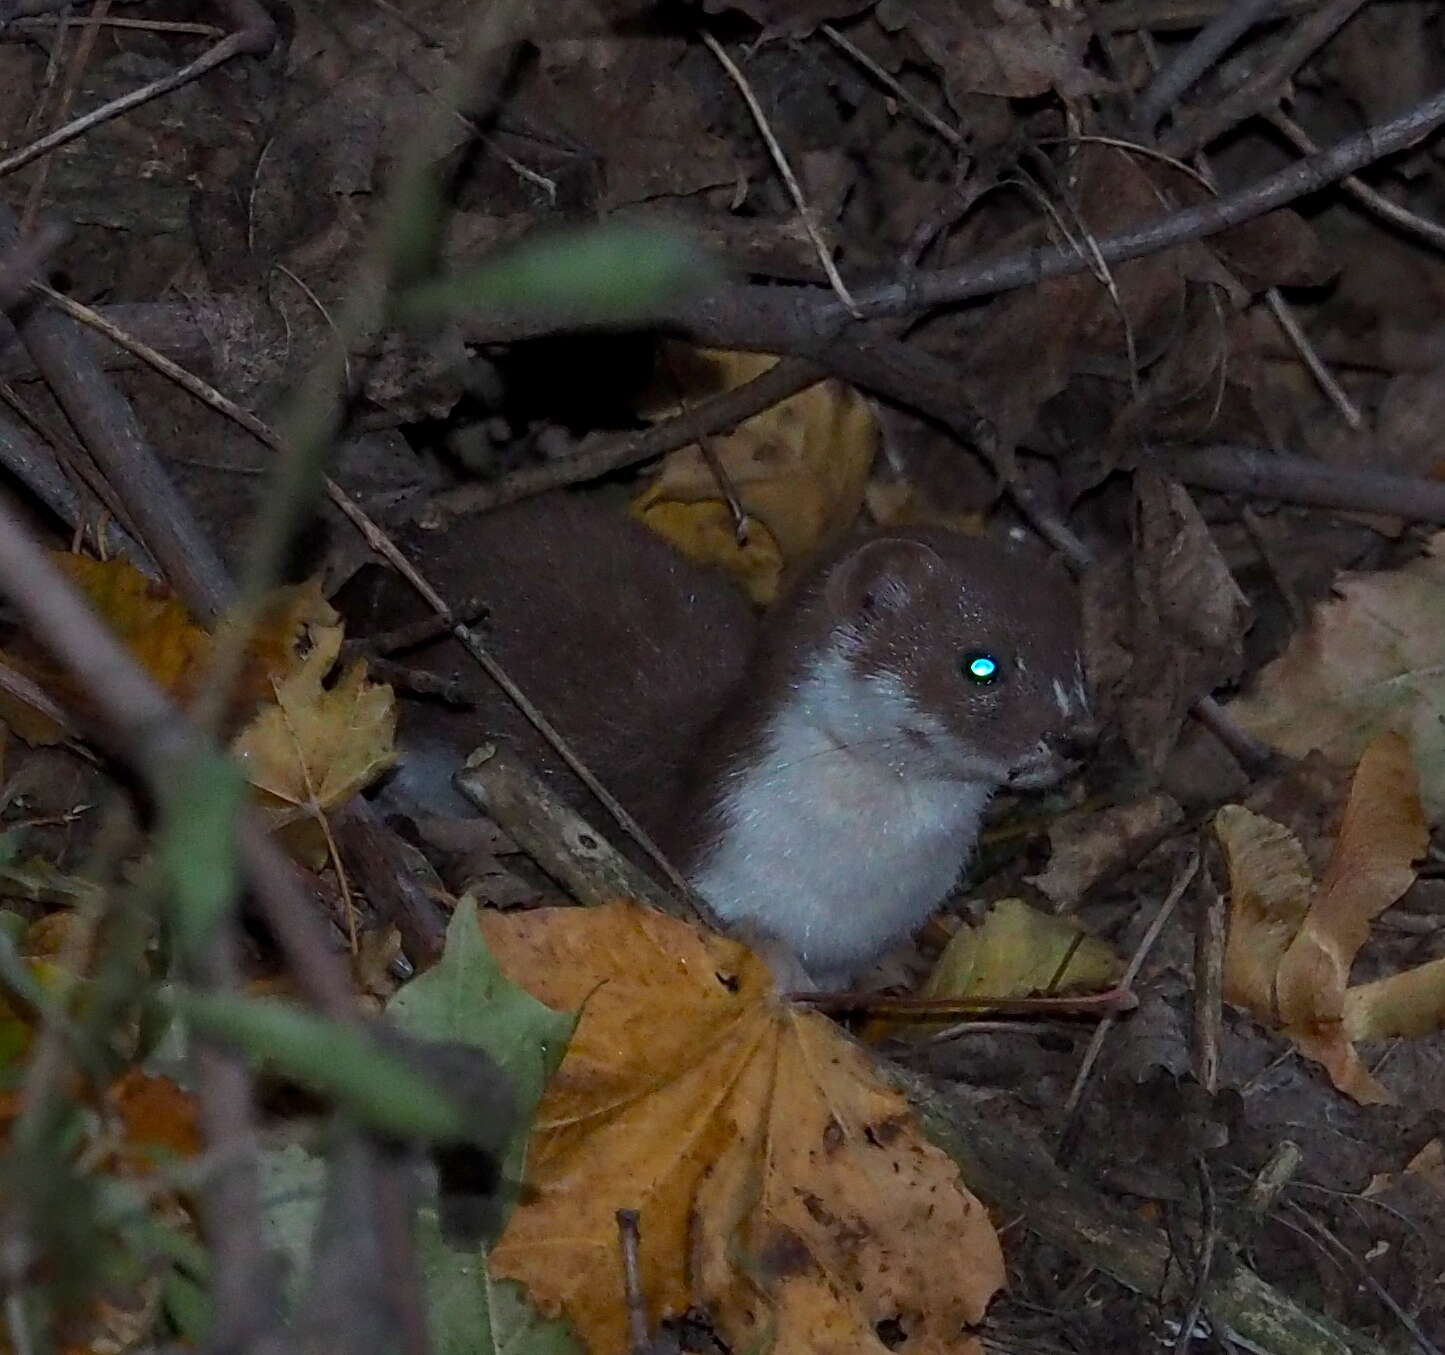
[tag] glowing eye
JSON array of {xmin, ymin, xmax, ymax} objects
[{"xmin": 963, "ymin": 651, "xmax": 1001, "ymax": 685}]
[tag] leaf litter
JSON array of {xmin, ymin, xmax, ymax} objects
[{"xmin": 6, "ymin": 0, "xmax": 1445, "ymax": 1348}]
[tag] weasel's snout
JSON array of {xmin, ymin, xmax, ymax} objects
[{"xmin": 1046, "ymin": 719, "xmax": 1100, "ymax": 762}]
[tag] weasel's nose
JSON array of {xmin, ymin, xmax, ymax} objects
[{"xmin": 1047, "ymin": 719, "xmax": 1099, "ymax": 762}]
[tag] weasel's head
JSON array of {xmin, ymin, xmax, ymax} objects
[{"xmin": 800, "ymin": 527, "xmax": 1090, "ymax": 788}]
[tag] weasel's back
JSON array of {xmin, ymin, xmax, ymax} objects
[{"xmin": 396, "ymin": 494, "xmax": 756, "ymax": 835}]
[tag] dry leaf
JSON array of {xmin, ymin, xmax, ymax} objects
[
  {"xmin": 1275, "ymin": 733, "xmax": 1426, "ymax": 1102},
  {"xmin": 0, "ymin": 559, "xmax": 356, "ymax": 746},
  {"xmin": 1215, "ymin": 804, "xmax": 1315, "ymax": 1020},
  {"xmin": 105, "ymin": 1069, "xmax": 202, "ymax": 1172},
  {"xmin": 483, "ymin": 901, "xmax": 1003, "ymax": 1355},
  {"xmin": 1229, "ymin": 531, "xmax": 1445, "ymax": 821},
  {"xmin": 1216, "ymin": 733, "xmax": 1428, "ymax": 1103},
  {"xmin": 633, "ymin": 345, "xmax": 877, "ymax": 604},
  {"xmin": 922, "ymin": 898, "xmax": 1120, "ymax": 1003},
  {"xmin": 232, "ymin": 612, "xmax": 396, "ymax": 863}
]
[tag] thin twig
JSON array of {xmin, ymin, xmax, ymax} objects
[
  {"xmin": 701, "ymin": 29, "xmax": 860, "ymax": 315},
  {"xmin": 1173, "ymin": 1160, "xmax": 1219, "ymax": 1353},
  {"xmin": 820, "ymin": 23, "xmax": 963, "ymax": 147},
  {"xmin": 1057, "ymin": 852, "xmax": 1201, "ymax": 1155},
  {"xmin": 1264, "ymin": 285, "xmax": 1363, "ymax": 428},
  {"xmin": 1283, "ymin": 1204, "xmax": 1444, "ymax": 1355},
  {"xmin": 616, "ymin": 1210, "xmax": 650, "ymax": 1355},
  {"xmin": 1269, "ymin": 107, "xmax": 1445, "ymax": 252},
  {"xmin": 457, "ymin": 82, "xmax": 1445, "ymax": 337}
]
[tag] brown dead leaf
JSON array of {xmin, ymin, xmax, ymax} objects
[
  {"xmin": 633, "ymin": 345, "xmax": 877, "ymax": 604},
  {"xmin": 105, "ymin": 1069, "xmax": 202, "ymax": 1172},
  {"xmin": 1028, "ymin": 793, "xmax": 1183, "ymax": 911},
  {"xmin": 1094, "ymin": 475, "xmax": 1250, "ymax": 773},
  {"xmin": 1217, "ymin": 733, "xmax": 1428, "ymax": 1103},
  {"xmin": 483, "ymin": 901, "xmax": 1003, "ymax": 1355},
  {"xmin": 1229, "ymin": 531, "xmax": 1445, "ymax": 821},
  {"xmin": 879, "ymin": 0, "xmax": 1095, "ymax": 103}
]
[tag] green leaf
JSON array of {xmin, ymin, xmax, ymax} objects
[
  {"xmin": 158, "ymin": 749, "xmax": 245, "ymax": 965},
  {"xmin": 419, "ymin": 1203, "xmax": 581, "ymax": 1355},
  {"xmin": 259, "ymin": 1138, "xmax": 580, "ymax": 1355},
  {"xmin": 393, "ymin": 221, "xmax": 721, "ymax": 328},
  {"xmin": 177, "ymin": 992, "xmax": 469, "ymax": 1142},
  {"xmin": 388, "ymin": 896, "xmax": 575, "ymax": 1243}
]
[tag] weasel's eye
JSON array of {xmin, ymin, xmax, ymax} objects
[{"xmin": 962, "ymin": 651, "xmax": 1003, "ymax": 686}]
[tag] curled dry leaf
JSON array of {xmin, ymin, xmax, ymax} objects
[
  {"xmin": 632, "ymin": 345, "xmax": 877, "ymax": 604},
  {"xmin": 1229, "ymin": 531, "xmax": 1445, "ymax": 822},
  {"xmin": 1216, "ymin": 805, "xmax": 1315, "ymax": 1023},
  {"xmin": 482, "ymin": 900, "xmax": 1003, "ymax": 1355},
  {"xmin": 1216, "ymin": 733, "xmax": 1429, "ymax": 1104},
  {"xmin": 1092, "ymin": 474, "xmax": 1250, "ymax": 773}
]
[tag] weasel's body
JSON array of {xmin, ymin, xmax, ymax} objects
[{"xmin": 384, "ymin": 496, "xmax": 1087, "ymax": 986}]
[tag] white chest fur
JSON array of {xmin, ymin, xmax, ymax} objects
[{"xmin": 689, "ymin": 653, "xmax": 993, "ymax": 986}]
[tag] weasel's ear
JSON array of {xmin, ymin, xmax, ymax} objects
[{"xmin": 824, "ymin": 538, "xmax": 942, "ymax": 621}]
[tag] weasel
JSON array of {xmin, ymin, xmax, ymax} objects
[{"xmin": 378, "ymin": 495, "xmax": 1088, "ymax": 987}]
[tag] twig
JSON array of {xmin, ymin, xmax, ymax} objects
[
  {"xmin": 701, "ymin": 29, "xmax": 860, "ymax": 315},
  {"xmin": 0, "ymin": 0, "xmax": 276, "ymax": 178},
  {"xmin": 1282, "ymin": 1204, "xmax": 1444, "ymax": 1355},
  {"xmin": 1190, "ymin": 695, "xmax": 1274, "ymax": 773},
  {"xmin": 1134, "ymin": 0, "xmax": 1281, "ymax": 135},
  {"xmin": 1057, "ymin": 852, "xmax": 1201, "ymax": 1155},
  {"xmin": 1268, "ymin": 107, "xmax": 1445, "ymax": 252},
  {"xmin": 19, "ymin": 0, "xmax": 113, "ymax": 233},
  {"xmin": 1159, "ymin": 0, "xmax": 1370, "ymax": 157},
  {"xmin": 1173, "ymin": 1160, "xmax": 1219, "ymax": 1353},
  {"xmin": 1191, "ymin": 862, "xmax": 1226, "ymax": 1095},
  {"xmin": 616, "ymin": 1210, "xmax": 650, "ymax": 1355},
  {"xmin": 1264, "ymin": 284, "xmax": 1364, "ymax": 428},
  {"xmin": 456, "ymin": 82, "xmax": 1445, "ymax": 339},
  {"xmin": 1156, "ymin": 442, "xmax": 1445, "ymax": 521},
  {"xmin": 2, "ymin": 15, "xmax": 224, "ymax": 37},
  {"xmin": 416, "ymin": 356, "xmax": 827, "ymax": 528},
  {"xmin": 820, "ymin": 23, "xmax": 963, "ymax": 147},
  {"xmin": 1098, "ymin": 0, "xmax": 1314, "ymax": 31}
]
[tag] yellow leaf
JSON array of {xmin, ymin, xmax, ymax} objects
[
  {"xmin": 57, "ymin": 554, "xmax": 211, "ymax": 698},
  {"xmin": 231, "ymin": 613, "xmax": 396, "ymax": 863},
  {"xmin": 922, "ymin": 898, "xmax": 1120, "ymax": 1002},
  {"xmin": 633, "ymin": 346, "xmax": 877, "ymax": 604},
  {"xmin": 0, "ymin": 561, "xmax": 353, "ymax": 744},
  {"xmin": 484, "ymin": 901, "xmax": 1003, "ymax": 1355}
]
